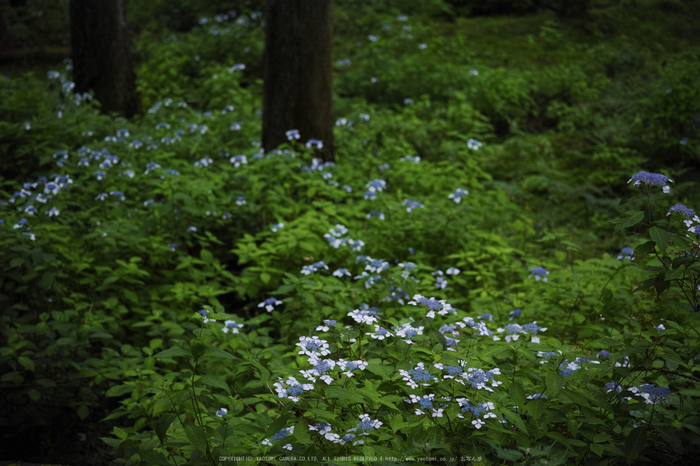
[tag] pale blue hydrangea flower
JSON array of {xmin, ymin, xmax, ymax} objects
[
  {"xmin": 404, "ymin": 98, "xmax": 414, "ymax": 105},
  {"xmin": 155, "ymin": 122, "xmax": 171, "ymax": 130},
  {"xmin": 95, "ymin": 193, "xmax": 107, "ymax": 201},
  {"xmin": 222, "ymin": 320, "xmax": 241, "ymax": 334},
  {"xmin": 271, "ymin": 222, "xmax": 284, "ymax": 232},
  {"xmin": 446, "ymin": 267, "xmax": 460, "ymax": 275},
  {"xmin": 366, "ymin": 211, "xmax": 385, "ymax": 220},
  {"xmin": 435, "ymin": 276, "xmax": 447, "ymax": 289},
  {"xmin": 359, "ymin": 113, "xmax": 370, "ymax": 121},
  {"xmin": 144, "ymin": 161, "xmax": 161, "ymax": 174},
  {"xmin": 259, "ymin": 298, "xmax": 282, "ymax": 313},
  {"xmin": 467, "ymin": 139, "xmax": 482, "ymax": 150},
  {"xmin": 285, "ymin": 129, "xmax": 300, "ymax": 140},
  {"xmin": 617, "ymin": 247, "xmax": 634, "ymax": 260},
  {"xmin": 419, "ymin": 43, "xmax": 427, "ymax": 49},
  {"xmin": 236, "ymin": 196, "xmax": 246, "ymax": 206},
  {"xmin": 198, "ymin": 308, "xmax": 215, "ymax": 323},
  {"xmin": 368, "ymin": 34, "xmax": 378, "ymax": 42},
  {"xmin": 448, "ymin": 188, "xmax": 469, "ymax": 203},
  {"xmin": 46, "ymin": 207, "xmax": 60, "ymax": 217},
  {"xmin": 333, "ymin": 268, "xmax": 351, "ymax": 278},
  {"xmin": 364, "ymin": 190, "xmax": 377, "ymax": 200},
  {"xmin": 366, "ymin": 179, "xmax": 386, "ymax": 193},
  {"xmin": 216, "ymin": 408, "xmax": 227, "ymax": 417},
  {"xmin": 230, "ymin": 122, "xmax": 241, "ymax": 131},
  {"xmin": 296, "ymin": 336, "xmax": 330, "ymax": 358},
  {"xmin": 667, "ymin": 204, "xmax": 696, "ymax": 218},
  {"xmin": 306, "ymin": 139, "xmax": 324, "ymax": 149},
  {"xmin": 628, "ymin": 171, "xmax": 672, "ymax": 193},
  {"xmin": 630, "ymin": 384, "xmax": 670, "ymax": 404},
  {"xmin": 529, "ymin": 267, "xmax": 549, "ymax": 282},
  {"xmin": 403, "ymin": 199, "xmax": 424, "ymax": 212},
  {"xmin": 230, "ymin": 154, "xmax": 247, "ymax": 167},
  {"xmin": 336, "ymin": 118, "xmax": 348, "ymax": 126},
  {"xmin": 13, "ymin": 218, "xmax": 28, "ymax": 229},
  {"xmin": 316, "ymin": 320, "xmax": 337, "ymax": 332}
]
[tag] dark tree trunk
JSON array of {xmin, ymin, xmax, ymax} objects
[
  {"xmin": 70, "ymin": 0, "xmax": 140, "ymax": 117},
  {"xmin": 263, "ymin": 0, "xmax": 335, "ymax": 161}
]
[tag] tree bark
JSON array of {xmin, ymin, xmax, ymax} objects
[
  {"xmin": 263, "ymin": 0, "xmax": 335, "ymax": 161},
  {"xmin": 69, "ymin": 0, "xmax": 140, "ymax": 117}
]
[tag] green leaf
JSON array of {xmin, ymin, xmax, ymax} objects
[
  {"xmin": 294, "ymin": 421, "xmax": 310, "ymax": 443},
  {"xmin": 137, "ymin": 450, "xmax": 172, "ymax": 466},
  {"xmin": 152, "ymin": 347, "xmax": 191, "ymax": 359},
  {"xmin": 624, "ymin": 427, "xmax": 646, "ymax": 461},
  {"xmin": 183, "ymin": 423, "xmax": 208, "ymax": 453},
  {"xmin": 546, "ymin": 431, "xmax": 571, "ymax": 448},
  {"xmin": 649, "ymin": 226, "xmax": 670, "ymax": 253},
  {"xmin": 155, "ymin": 413, "xmax": 178, "ymax": 445},
  {"xmin": 546, "ymin": 373, "xmax": 564, "ymax": 397},
  {"xmin": 199, "ymin": 375, "xmax": 231, "ymax": 394},
  {"xmin": 326, "ymin": 386, "xmax": 367, "ymax": 405},
  {"xmin": 505, "ymin": 411, "xmax": 527, "ymax": 434},
  {"xmin": 101, "ymin": 437, "xmax": 123, "ymax": 449},
  {"xmin": 614, "ymin": 211, "xmax": 644, "ymax": 233},
  {"xmin": 18, "ymin": 356, "xmax": 34, "ymax": 372},
  {"xmin": 509, "ymin": 383, "xmax": 527, "ymax": 407},
  {"xmin": 77, "ymin": 404, "xmax": 90, "ymax": 420},
  {"xmin": 527, "ymin": 399, "xmax": 546, "ymax": 419},
  {"xmin": 634, "ymin": 241, "xmax": 656, "ymax": 257},
  {"xmin": 203, "ymin": 347, "xmax": 236, "ymax": 359},
  {"xmin": 190, "ymin": 340, "xmax": 207, "ymax": 360},
  {"xmin": 106, "ymin": 384, "xmax": 134, "ymax": 397},
  {"xmin": 260, "ymin": 272, "xmax": 271, "ymax": 284}
]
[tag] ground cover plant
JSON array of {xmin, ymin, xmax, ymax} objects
[{"xmin": 1, "ymin": 0, "xmax": 700, "ymax": 464}]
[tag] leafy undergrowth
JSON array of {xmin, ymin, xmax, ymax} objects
[{"xmin": 1, "ymin": 1, "xmax": 700, "ymax": 465}]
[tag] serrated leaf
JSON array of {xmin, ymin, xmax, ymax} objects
[
  {"xmin": 106, "ymin": 384, "xmax": 134, "ymax": 397},
  {"xmin": 18, "ymin": 356, "xmax": 34, "ymax": 372},
  {"xmin": 505, "ymin": 411, "xmax": 527, "ymax": 433},
  {"xmin": 203, "ymin": 347, "xmax": 236, "ymax": 359},
  {"xmin": 294, "ymin": 421, "xmax": 310, "ymax": 443},
  {"xmin": 649, "ymin": 226, "xmax": 670, "ymax": 253},
  {"xmin": 190, "ymin": 340, "xmax": 207, "ymax": 360},
  {"xmin": 138, "ymin": 450, "xmax": 172, "ymax": 466},
  {"xmin": 614, "ymin": 211, "xmax": 644, "ymax": 233},
  {"xmin": 156, "ymin": 413, "xmax": 178, "ymax": 445},
  {"xmin": 624, "ymin": 426, "xmax": 646, "ymax": 461},
  {"xmin": 101, "ymin": 437, "xmax": 123, "ymax": 448},
  {"xmin": 546, "ymin": 373, "xmax": 563, "ymax": 397},
  {"xmin": 527, "ymin": 399, "xmax": 546, "ymax": 419},
  {"xmin": 326, "ymin": 386, "xmax": 367, "ymax": 405},
  {"xmin": 152, "ymin": 347, "xmax": 191, "ymax": 359},
  {"xmin": 509, "ymin": 383, "xmax": 527, "ymax": 407},
  {"xmin": 199, "ymin": 375, "xmax": 231, "ymax": 394},
  {"xmin": 183, "ymin": 423, "xmax": 208, "ymax": 453}
]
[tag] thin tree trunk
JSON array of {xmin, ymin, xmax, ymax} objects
[
  {"xmin": 263, "ymin": 0, "xmax": 334, "ymax": 161},
  {"xmin": 70, "ymin": 0, "xmax": 140, "ymax": 117}
]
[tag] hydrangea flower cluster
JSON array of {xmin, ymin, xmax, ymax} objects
[
  {"xmin": 529, "ymin": 266, "xmax": 549, "ymax": 282},
  {"xmin": 617, "ymin": 247, "xmax": 634, "ymax": 260},
  {"xmin": 258, "ymin": 297, "xmax": 283, "ymax": 313},
  {"xmin": 629, "ymin": 384, "xmax": 671, "ymax": 405},
  {"xmin": 301, "ymin": 261, "xmax": 329, "ymax": 275},
  {"xmin": 448, "ymin": 188, "xmax": 469, "ymax": 203},
  {"xmin": 628, "ymin": 171, "xmax": 672, "ymax": 193},
  {"xmin": 456, "ymin": 399, "xmax": 497, "ymax": 428},
  {"xmin": 324, "ymin": 224, "xmax": 364, "ymax": 251}
]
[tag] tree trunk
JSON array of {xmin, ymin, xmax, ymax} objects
[
  {"xmin": 263, "ymin": 0, "xmax": 335, "ymax": 161},
  {"xmin": 70, "ymin": 0, "xmax": 140, "ymax": 117}
]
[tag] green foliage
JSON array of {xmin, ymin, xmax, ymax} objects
[{"xmin": 3, "ymin": 1, "xmax": 700, "ymax": 464}]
